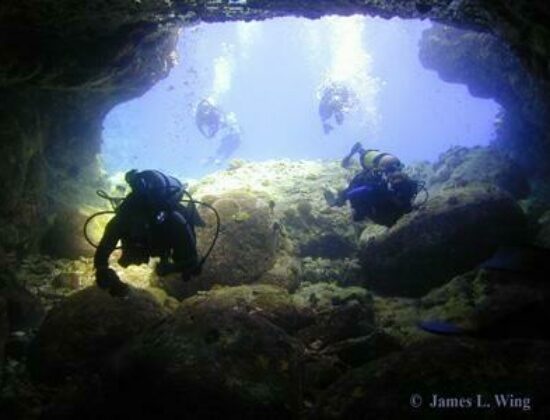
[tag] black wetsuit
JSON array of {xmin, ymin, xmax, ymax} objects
[
  {"xmin": 94, "ymin": 171, "xmax": 200, "ymax": 275},
  {"xmin": 331, "ymin": 169, "xmax": 417, "ymax": 227}
]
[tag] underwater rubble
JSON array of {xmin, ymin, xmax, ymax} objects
[{"xmin": 1, "ymin": 151, "xmax": 550, "ymax": 418}]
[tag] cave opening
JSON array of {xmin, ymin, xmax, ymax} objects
[
  {"xmin": 3, "ymin": 3, "xmax": 550, "ymax": 417},
  {"xmin": 101, "ymin": 15, "xmax": 500, "ymax": 181}
]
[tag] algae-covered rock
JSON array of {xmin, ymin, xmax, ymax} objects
[
  {"xmin": 321, "ymin": 331, "xmax": 402, "ymax": 368},
  {"xmin": 193, "ymin": 160, "xmax": 359, "ymax": 261},
  {"xmin": 108, "ymin": 304, "xmax": 303, "ymax": 419},
  {"xmin": 180, "ymin": 284, "xmax": 315, "ymax": 334},
  {"xmin": 28, "ymin": 287, "xmax": 166, "ymax": 384},
  {"xmin": 293, "ymin": 283, "xmax": 374, "ymax": 348},
  {"xmin": 194, "ymin": 191, "xmax": 278, "ymax": 289},
  {"xmin": 360, "ymin": 185, "xmax": 529, "ymax": 297},
  {"xmin": 257, "ymin": 254, "xmax": 302, "ymax": 292},
  {"xmin": 316, "ymin": 338, "xmax": 550, "ymax": 419},
  {"xmin": 300, "ymin": 257, "xmax": 363, "ymax": 287},
  {"xmin": 292, "ymin": 282, "xmax": 369, "ymax": 313},
  {"xmin": 372, "ymin": 296, "xmax": 427, "ymax": 347},
  {"xmin": 430, "ymin": 146, "xmax": 530, "ymax": 199},
  {"xmin": 419, "ymin": 267, "xmax": 550, "ymax": 339}
]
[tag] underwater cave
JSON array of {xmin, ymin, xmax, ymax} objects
[{"xmin": 1, "ymin": 1, "xmax": 550, "ymax": 419}]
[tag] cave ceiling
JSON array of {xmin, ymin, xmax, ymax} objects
[{"xmin": 1, "ymin": 0, "xmax": 549, "ymax": 91}]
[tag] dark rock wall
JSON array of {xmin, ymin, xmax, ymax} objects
[
  {"xmin": 0, "ymin": 15, "xmax": 180, "ymax": 259},
  {"xmin": 419, "ymin": 23, "xmax": 550, "ymax": 177},
  {"xmin": 1, "ymin": 0, "xmax": 549, "ymax": 260}
]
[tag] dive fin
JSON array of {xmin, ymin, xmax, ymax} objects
[{"xmin": 418, "ymin": 320, "xmax": 467, "ymax": 336}]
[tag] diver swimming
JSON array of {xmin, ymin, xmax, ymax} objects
[
  {"xmin": 200, "ymin": 109, "xmax": 242, "ymax": 166},
  {"xmin": 325, "ymin": 142, "xmax": 426, "ymax": 227},
  {"xmin": 85, "ymin": 169, "xmax": 220, "ymax": 297},
  {"xmin": 318, "ymin": 81, "xmax": 358, "ymax": 134},
  {"xmin": 195, "ymin": 99, "xmax": 225, "ymax": 139}
]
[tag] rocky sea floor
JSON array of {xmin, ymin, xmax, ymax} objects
[{"xmin": 2, "ymin": 147, "xmax": 550, "ymax": 418}]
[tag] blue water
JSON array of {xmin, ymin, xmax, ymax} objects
[{"xmin": 102, "ymin": 16, "xmax": 500, "ymax": 180}]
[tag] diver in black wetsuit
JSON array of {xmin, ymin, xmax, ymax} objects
[
  {"xmin": 94, "ymin": 170, "xmax": 204, "ymax": 297},
  {"xmin": 325, "ymin": 142, "xmax": 420, "ymax": 227},
  {"xmin": 195, "ymin": 99, "xmax": 224, "ymax": 139}
]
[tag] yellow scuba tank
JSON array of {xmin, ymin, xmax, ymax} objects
[
  {"xmin": 361, "ymin": 150, "xmax": 401, "ymax": 173},
  {"xmin": 361, "ymin": 150, "xmax": 386, "ymax": 170}
]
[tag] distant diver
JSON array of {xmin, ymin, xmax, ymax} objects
[
  {"xmin": 203, "ymin": 112, "xmax": 242, "ymax": 166},
  {"xmin": 318, "ymin": 81, "xmax": 357, "ymax": 134},
  {"xmin": 324, "ymin": 142, "xmax": 425, "ymax": 227},
  {"xmin": 92, "ymin": 170, "xmax": 206, "ymax": 297},
  {"xmin": 195, "ymin": 99, "xmax": 224, "ymax": 139}
]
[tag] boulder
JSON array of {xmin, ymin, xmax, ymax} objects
[
  {"xmin": 0, "ymin": 279, "xmax": 45, "ymax": 331},
  {"xmin": 300, "ymin": 257, "xmax": 363, "ymax": 288},
  {"xmin": 360, "ymin": 185, "xmax": 529, "ymax": 297},
  {"xmin": 180, "ymin": 284, "xmax": 315, "ymax": 334},
  {"xmin": 28, "ymin": 286, "xmax": 166, "ymax": 384},
  {"xmin": 429, "ymin": 146, "xmax": 530, "ymax": 199},
  {"xmin": 40, "ymin": 207, "xmax": 96, "ymax": 259},
  {"xmin": 106, "ymin": 304, "xmax": 303, "ymax": 419},
  {"xmin": 321, "ymin": 331, "xmax": 402, "ymax": 368},
  {"xmin": 193, "ymin": 191, "xmax": 279, "ymax": 289},
  {"xmin": 419, "ymin": 265, "xmax": 550, "ymax": 339},
  {"xmin": 257, "ymin": 254, "xmax": 302, "ymax": 292},
  {"xmin": 293, "ymin": 283, "xmax": 374, "ymax": 348},
  {"xmin": 315, "ymin": 338, "xmax": 550, "ymax": 419}
]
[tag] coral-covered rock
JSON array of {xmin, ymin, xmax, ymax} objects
[
  {"xmin": 315, "ymin": 338, "xmax": 550, "ymax": 419},
  {"xmin": 360, "ymin": 185, "xmax": 529, "ymax": 297},
  {"xmin": 430, "ymin": 146, "xmax": 530, "ymax": 199},
  {"xmin": 28, "ymin": 287, "xmax": 166, "ymax": 384},
  {"xmin": 193, "ymin": 160, "xmax": 359, "ymax": 262},
  {"xmin": 107, "ymin": 304, "xmax": 303, "ymax": 419},
  {"xmin": 300, "ymin": 257, "xmax": 363, "ymax": 287},
  {"xmin": 293, "ymin": 283, "xmax": 374, "ymax": 348},
  {"xmin": 180, "ymin": 284, "xmax": 315, "ymax": 334},
  {"xmin": 193, "ymin": 191, "xmax": 278, "ymax": 289},
  {"xmin": 297, "ymin": 301, "xmax": 375, "ymax": 349},
  {"xmin": 420, "ymin": 265, "xmax": 550, "ymax": 339},
  {"xmin": 257, "ymin": 254, "xmax": 302, "ymax": 292},
  {"xmin": 321, "ymin": 331, "xmax": 402, "ymax": 367}
]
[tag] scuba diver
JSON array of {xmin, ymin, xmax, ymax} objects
[
  {"xmin": 324, "ymin": 142, "xmax": 423, "ymax": 227},
  {"xmin": 318, "ymin": 82, "xmax": 357, "ymax": 134},
  {"xmin": 93, "ymin": 169, "xmax": 205, "ymax": 297},
  {"xmin": 195, "ymin": 99, "xmax": 224, "ymax": 139},
  {"xmin": 203, "ymin": 112, "xmax": 242, "ymax": 166}
]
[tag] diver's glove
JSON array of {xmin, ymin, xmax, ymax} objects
[{"xmin": 95, "ymin": 267, "xmax": 129, "ymax": 297}]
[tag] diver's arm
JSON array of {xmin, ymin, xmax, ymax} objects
[{"xmin": 94, "ymin": 216, "xmax": 121, "ymax": 270}]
